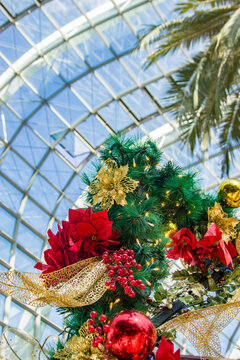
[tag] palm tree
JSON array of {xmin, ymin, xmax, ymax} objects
[{"xmin": 139, "ymin": 0, "xmax": 240, "ymax": 175}]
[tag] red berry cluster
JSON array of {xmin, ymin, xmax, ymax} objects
[
  {"xmin": 87, "ymin": 311, "xmax": 111, "ymax": 350},
  {"xmin": 103, "ymin": 249, "xmax": 145, "ymax": 298}
]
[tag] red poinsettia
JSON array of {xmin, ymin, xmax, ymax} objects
[
  {"xmin": 166, "ymin": 228, "xmax": 198, "ymax": 266},
  {"xmin": 156, "ymin": 337, "xmax": 180, "ymax": 360},
  {"xmin": 167, "ymin": 224, "xmax": 237, "ymax": 272},
  {"xmin": 197, "ymin": 224, "xmax": 237, "ymax": 267},
  {"xmin": 35, "ymin": 207, "xmax": 119, "ymax": 274},
  {"xmin": 68, "ymin": 207, "xmax": 119, "ymax": 258}
]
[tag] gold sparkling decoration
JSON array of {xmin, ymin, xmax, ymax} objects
[
  {"xmin": 0, "ymin": 257, "xmax": 108, "ymax": 308},
  {"xmin": 54, "ymin": 323, "xmax": 108, "ymax": 360},
  {"xmin": 159, "ymin": 297, "xmax": 240, "ymax": 360},
  {"xmin": 217, "ymin": 178, "xmax": 240, "ymax": 208},
  {"xmin": 208, "ymin": 202, "xmax": 239, "ymax": 243},
  {"xmin": 89, "ymin": 159, "xmax": 139, "ymax": 210}
]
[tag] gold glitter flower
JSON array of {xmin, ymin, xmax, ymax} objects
[
  {"xmin": 208, "ymin": 202, "xmax": 239, "ymax": 244},
  {"xmin": 89, "ymin": 159, "xmax": 139, "ymax": 210},
  {"xmin": 54, "ymin": 323, "xmax": 107, "ymax": 360}
]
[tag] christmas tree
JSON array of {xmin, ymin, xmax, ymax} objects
[{"xmin": 1, "ymin": 136, "xmax": 240, "ymax": 360}]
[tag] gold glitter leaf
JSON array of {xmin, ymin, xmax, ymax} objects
[
  {"xmin": 54, "ymin": 323, "xmax": 109, "ymax": 360},
  {"xmin": 208, "ymin": 202, "xmax": 239, "ymax": 243},
  {"xmin": 89, "ymin": 159, "xmax": 139, "ymax": 210}
]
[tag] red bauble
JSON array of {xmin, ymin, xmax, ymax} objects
[{"xmin": 106, "ymin": 310, "xmax": 157, "ymax": 360}]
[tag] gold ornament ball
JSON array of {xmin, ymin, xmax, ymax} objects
[{"xmin": 217, "ymin": 179, "xmax": 240, "ymax": 208}]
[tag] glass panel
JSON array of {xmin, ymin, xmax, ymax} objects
[
  {"xmin": 96, "ymin": 60, "xmax": 135, "ymax": 95},
  {"xmin": 2, "ymin": 0, "xmax": 34, "ymax": 16},
  {"xmin": 21, "ymin": 198, "xmax": 50, "ymax": 234},
  {"xmin": 125, "ymin": 3, "xmax": 162, "ymax": 35},
  {"xmin": 46, "ymin": 43, "xmax": 88, "ymax": 82},
  {"xmin": 25, "ymin": 60, "xmax": 65, "ymax": 100},
  {"xmin": 147, "ymin": 77, "xmax": 174, "ymax": 108},
  {"xmin": 17, "ymin": 8, "xmax": 56, "ymax": 44},
  {"xmin": 0, "ymin": 235, "xmax": 11, "ymax": 262},
  {"xmin": 142, "ymin": 115, "xmax": 166, "ymax": 132},
  {"xmin": 54, "ymin": 197, "xmax": 73, "ymax": 221},
  {"xmin": 157, "ymin": 48, "xmax": 188, "ymax": 74},
  {"xmin": 97, "ymin": 16, "xmax": 137, "ymax": 55},
  {"xmin": 0, "ymin": 106, "xmax": 21, "ymax": 142},
  {"xmin": 191, "ymin": 163, "xmax": 217, "ymax": 188},
  {"xmin": 0, "ymin": 176, "xmax": 23, "ymax": 213},
  {"xmin": 49, "ymin": 88, "xmax": 88, "ymax": 125},
  {"xmin": 55, "ymin": 130, "xmax": 90, "ymax": 168},
  {"xmin": 1, "ymin": 150, "xmax": 33, "ymax": 189},
  {"xmin": 124, "ymin": 126, "xmax": 144, "ymax": 138},
  {"xmin": 99, "ymin": 101, "xmax": 133, "ymax": 132},
  {"xmin": 75, "ymin": 0, "xmax": 107, "ymax": 13},
  {"xmin": 76, "ymin": 115, "xmax": 110, "ymax": 147},
  {"xmin": 5, "ymin": 79, "xmax": 41, "ymax": 119},
  {"xmin": 0, "ymin": 206, "xmax": 16, "ymax": 238},
  {"xmin": 64, "ymin": 174, "xmax": 86, "ymax": 203},
  {"xmin": 43, "ymin": 0, "xmax": 81, "ymax": 27},
  {"xmin": 72, "ymin": 73, "xmax": 112, "ymax": 110},
  {"xmin": 8, "ymin": 301, "xmax": 35, "ymax": 334},
  {"xmin": 0, "ymin": 10, "xmax": 8, "ymax": 26},
  {"xmin": 17, "ymin": 222, "xmax": 44, "ymax": 258},
  {"xmin": 121, "ymin": 50, "xmax": 161, "ymax": 84},
  {"xmin": 73, "ymin": 29, "xmax": 113, "ymax": 67},
  {"xmin": 28, "ymin": 105, "xmax": 67, "ymax": 145},
  {"xmin": 40, "ymin": 321, "xmax": 60, "ymax": 343},
  {"xmin": 39, "ymin": 151, "xmax": 73, "ymax": 189},
  {"xmin": 122, "ymin": 89, "xmax": 157, "ymax": 118},
  {"xmin": 28, "ymin": 175, "xmax": 60, "ymax": 212},
  {"xmin": 0, "ymin": 293, "xmax": 5, "ymax": 320},
  {"xmin": 11, "ymin": 126, "xmax": 48, "ymax": 167},
  {"xmin": 0, "ymin": 26, "xmax": 31, "ymax": 63},
  {"xmin": 163, "ymin": 141, "xmax": 199, "ymax": 167},
  {"xmin": 15, "ymin": 248, "xmax": 39, "ymax": 272},
  {"xmin": 154, "ymin": 0, "xmax": 179, "ymax": 21},
  {"xmin": 41, "ymin": 306, "xmax": 63, "ymax": 328}
]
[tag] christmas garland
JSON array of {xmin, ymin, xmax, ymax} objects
[{"xmin": 1, "ymin": 137, "xmax": 240, "ymax": 360}]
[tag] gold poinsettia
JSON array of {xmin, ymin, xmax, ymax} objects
[
  {"xmin": 54, "ymin": 323, "xmax": 107, "ymax": 360},
  {"xmin": 208, "ymin": 202, "xmax": 239, "ymax": 244},
  {"xmin": 89, "ymin": 159, "xmax": 139, "ymax": 210}
]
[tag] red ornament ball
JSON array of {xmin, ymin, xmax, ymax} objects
[{"xmin": 106, "ymin": 310, "xmax": 157, "ymax": 360}]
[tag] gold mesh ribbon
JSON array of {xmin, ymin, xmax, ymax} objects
[
  {"xmin": 158, "ymin": 297, "xmax": 240, "ymax": 360},
  {"xmin": 0, "ymin": 257, "xmax": 108, "ymax": 307}
]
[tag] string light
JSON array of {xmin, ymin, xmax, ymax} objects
[
  {"xmin": 166, "ymin": 190, "xmax": 170, "ymax": 196},
  {"xmin": 145, "ymin": 193, "xmax": 149, "ymax": 199},
  {"xmin": 145, "ymin": 211, "xmax": 149, "ymax": 217},
  {"xmin": 136, "ymin": 238, "xmax": 140, "ymax": 245},
  {"xmin": 133, "ymin": 159, "xmax": 136, "ymax": 168},
  {"xmin": 114, "ymin": 298, "xmax": 121, "ymax": 304},
  {"xmin": 145, "ymin": 156, "xmax": 150, "ymax": 161},
  {"xmin": 161, "ymin": 202, "xmax": 165, "ymax": 207}
]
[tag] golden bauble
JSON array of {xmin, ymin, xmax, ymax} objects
[{"xmin": 217, "ymin": 179, "xmax": 240, "ymax": 208}]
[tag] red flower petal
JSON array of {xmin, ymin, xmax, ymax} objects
[
  {"xmin": 216, "ymin": 239, "xmax": 233, "ymax": 267},
  {"xmin": 76, "ymin": 222, "xmax": 96, "ymax": 238},
  {"xmin": 198, "ymin": 224, "xmax": 222, "ymax": 248},
  {"xmin": 156, "ymin": 337, "xmax": 180, "ymax": 360},
  {"xmin": 44, "ymin": 249, "xmax": 63, "ymax": 270},
  {"xmin": 68, "ymin": 208, "xmax": 85, "ymax": 224}
]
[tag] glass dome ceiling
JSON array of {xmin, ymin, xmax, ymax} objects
[{"xmin": 0, "ymin": 0, "xmax": 240, "ymax": 358}]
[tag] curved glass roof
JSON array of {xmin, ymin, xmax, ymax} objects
[{"xmin": 0, "ymin": 0, "xmax": 240, "ymax": 358}]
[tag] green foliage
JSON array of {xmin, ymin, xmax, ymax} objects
[
  {"xmin": 138, "ymin": 0, "xmax": 240, "ymax": 175},
  {"xmin": 57, "ymin": 136, "xmax": 218, "ymax": 340}
]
